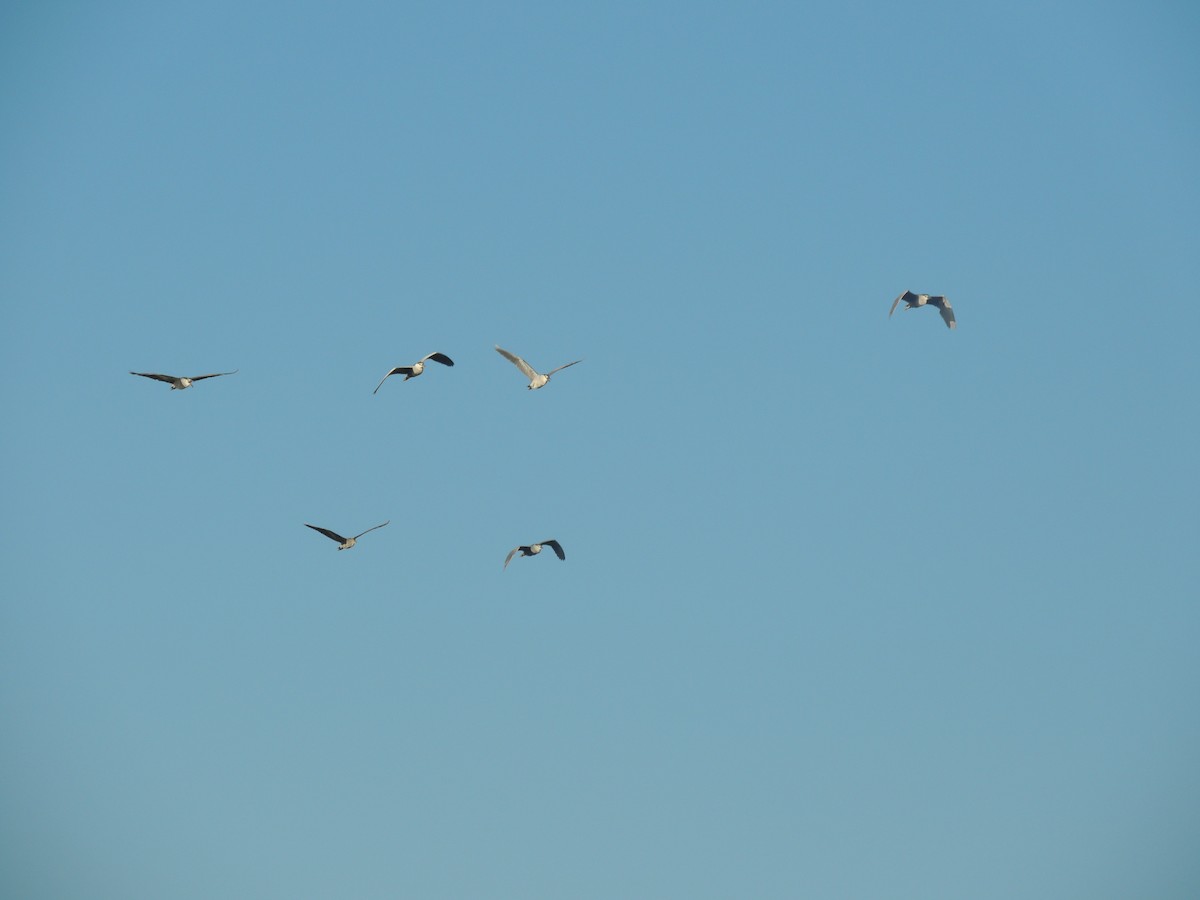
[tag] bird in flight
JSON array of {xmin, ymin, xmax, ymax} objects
[
  {"xmin": 373, "ymin": 352, "xmax": 455, "ymax": 394},
  {"xmin": 129, "ymin": 370, "xmax": 239, "ymax": 390},
  {"xmin": 889, "ymin": 291, "xmax": 956, "ymax": 329},
  {"xmin": 305, "ymin": 521, "xmax": 390, "ymax": 551},
  {"xmin": 495, "ymin": 345, "xmax": 582, "ymax": 390},
  {"xmin": 504, "ymin": 539, "xmax": 566, "ymax": 569}
]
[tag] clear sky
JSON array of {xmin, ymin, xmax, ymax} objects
[{"xmin": 2, "ymin": 2, "xmax": 1198, "ymax": 897}]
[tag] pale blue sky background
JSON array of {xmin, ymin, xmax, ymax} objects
[{"xmin": 2, "ymin": 2, "xmax": 1198, "ymax": 897}]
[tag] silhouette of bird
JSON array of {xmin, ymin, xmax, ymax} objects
[
  {"xmin": 889, "ymin": 291, "xmax": 956, "ymax": 329},
  {"xmin": 305, "ymin": 521, "xmax": 390, "ymax": 550},
  {"xmin": 130, "ymin": 369, "xmax": 239, "ymax": 390},
  {"xmin": 495, "ymin": 345, "xmax": 582, "ymax": 390},
  {"xmin": 504, "ymin": 539, "xmax": 566, "ymax": 569},
  {"xmin": 373, "ymin": 352, "xmax": 455, "ymax": 394}
]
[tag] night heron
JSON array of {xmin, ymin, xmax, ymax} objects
[
  {"xmin": 495, "ymin": 345, "xmax": 582, "ymax": 390},
  {"xmin": 129, "ymin": 369, "xmax": 239, "ymax": 389},
  {"xmin": 889, "ymin": 291, "xmax": 956, "ymax": 330},
  {"xmin": 504, "ymin": 540, "xmax": 566, "ymax": 569},
  {"xmin": 305, "ymin": 521, "xmax": 390, "ymax": 550},
  {"xmin": 373, "ymin": 352, "xmax": 455, "ymax": 394}
]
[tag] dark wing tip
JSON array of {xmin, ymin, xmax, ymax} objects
[
  {"xmin": 429, "ymin": 353, "xmax": 454, "ymax": 366},
  {"xmin": 305, "ymin": 523, "xmax": 345, "ymax": 543},
  {"xmin": 545, "ymin": 539, "xmax": 566, "ymax": 560}
]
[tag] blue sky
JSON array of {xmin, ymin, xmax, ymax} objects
[{"xmin": 2, "ymin": 1, "xmax": 1198, "ymax": 897}]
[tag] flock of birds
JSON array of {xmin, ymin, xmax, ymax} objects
[
  {"xmin": 130, "ymin": 343, "xmax": 591, "ymax": 570},
  {"xmin": 130, "ymin": 291, "xmax": 954, "ymax": 569}
]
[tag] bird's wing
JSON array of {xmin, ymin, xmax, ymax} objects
[
  {"xmin": 932, "ymin": 297, "xmax": 956, "ymax": 329},
  {"xmin": 130, "ymin": 372, "xmax": 178, "ymax": 383},
  {"xmin": 889, "ymin": 291, "xmax": 914, "ymax": 317},
  {"xmin": 495, "ymin": 346, "xmax": 538, "ymax": 380},
  {"xmin": 306, "ymin": 523, "xmax": 347, "ymax": 543},
  {"xmin": 546, "ymin": 359, "xmax": 582, "ymax": 377},
  {"xmin": 373, "ymin": 368, "xmax": 405, "ymax": 394},
  {"xmin": 543, "ymin": 539, "xmax": 566, "ymax": 560},
  {"xmin": 424, "ymin": 352, "xmax": 455, "ymax": 367},
  {"xmin": 352, "ymin": 521, "xmax": 390, "ymax": 540},
  {"xmin": 188, "ymin": 370, "xmax": 239, "ymax": 381},
  {"xmin": 503, "ymin": 547, "xmax": 522, "ymax": 569}
]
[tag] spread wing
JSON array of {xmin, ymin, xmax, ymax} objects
[
  {"xmin": 889, "ymin": 290, "xmax": 916, "ymax": 317},
  {"xmin": 931, "ymin": 296, "xmax": 956, "ymax": 329},
  {"xmin": 188, "ymin": 370, "xmax": 239, "ymax": 382},
  {"xmin": 503, "ymin": 546, "xmax": 524, "ymax": 569},
  {"xmin": 373, "ymin": 367, "xmax": 406, "ymax": 394},
  {"xmin": 495, "ymin": 345, "xmax": 538, "ymax": 380},
  {"xmin": 130, "ymin": 372, "xmax": 178, "ymax": 383},
  {"xmin": 543, "ymin": 539, "xmax": 565, "ymax": 560},
  {"xmin": 545, "ymin": 360, "xmax": 582, "ymax": 378},
  {"xmin": 422, "ymin": 352, "xmax": 455, "ymax": 367},
  {"xmin": 305, "ymin": 523, "xmax": 348, "ymax": 544},
  {"xmin": 352, "ymin": 521, "xmax": 390, "ymax": 540}
]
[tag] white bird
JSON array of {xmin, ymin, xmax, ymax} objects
[
  {"xmin": 305, "ymin": 521, "xmax": 390, "ymax": 551},
  {"xmin": 504, "ymin": 539, "xmax": 566, "ymax": 569},
  {"xmin": 130, "ymin": 369, "xmax": 239, "ymax": 390},
  {"xmin": 373, "ymin": 352, "xmax": 455, "ymax": 394},
  {"xmin": 495, "ymin": 345, "xmax": 582, "ymax": 390},
  {"xmin": 889, "ymin": 290, "xmax": 956, "ymax": 329}
]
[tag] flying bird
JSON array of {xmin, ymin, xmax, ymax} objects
[
  {"xmin": 504, "ymin": 539, "xmax": 566, "ymax": 569},
  {"xmin": 373, "ymin": 352, "xmax": 455, "ymax": 394},
  {"xmin": 129, "ymin": 369, "xmax": 239, "ymax": 390},
  {"xmin": 889, "ymin": 291, "xmax": 956, "ymax": 329},
  {"xmin": 305, "ymin": 521, "xmax": 390, "ymax": 551},
  {"xmin": 495, "ymin": 345, "xmax": 582, "ymax": 390}
]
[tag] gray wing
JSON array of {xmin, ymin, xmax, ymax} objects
[
  {"xmin": 422, "ymin": 352, "xmax": 455, "ymax": 367},
  {"xmin": 931, "ymin": 296, "xmax": 956, "ymax": 329},
  {"xmin": 306, "ymin": 523, "xmax": 348, "ymax": 543},
  {"xmin": 495, "ymin": 345, "xmax": 538, "ymax": 380},
  {"xmin": 188, "ymin": 369, "xmax": 238, "ymax": 382},
  {"xmin": 503, "ymin": 547, "xmax": 522, "ymax": 569},
  {"xmin": 545, "ymin": 359, "xmax": 582, "ymax": 377},
  {"xmin": 130, "ymin": 372, "xmax": 178, "ymax": 383},
  {"xmin": 889, "ymin": 291, "xmax": 915, "ymax": 317},
  {"xmin": 543, "ymin": 539, "xmax": 566, "ymax": 560},
  {"xmin": 352, "ymin": 520, "xmax": 390, "ymax": 540},
  {"xmin": 373, "ymin": 368, "xmax": 405, "ymax": 394}
]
